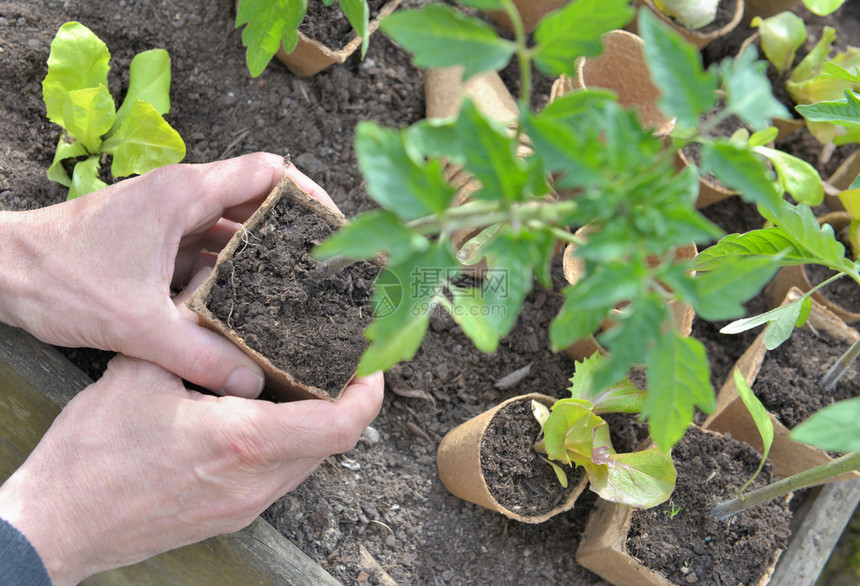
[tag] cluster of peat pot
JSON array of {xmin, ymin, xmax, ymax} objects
[{"xmin": 183, "ymin": 1, "xmax": 860, "ymax": 585}]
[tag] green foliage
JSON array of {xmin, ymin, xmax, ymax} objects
[
  {"xmin": 42, "ymin": 22, "xmax": 184, "ymax": 199},
  {"xmin": 802, "ymin": 0, "xmax": 848, "ymax": 17},
  {"xmin": 653, "ymin": 0, "xmax": 719, "ymax": 30},
  {"xmin": 533, "ymin": 355, "xmax": 677, "ymax": 508},
  {"xmin": 236, "ymin": 0, "xmax": 371, "ymax": 78},
  {"xmin": 751, "ymin": 12, "xmax": 805, "ymax": 76},
  {"xmin": 733, "ymin": 369, "xmax": 774, "ymax": 497},
  {"xmin": 318, "ymin": 0, "xmax": 808, "ymax": 453},
  {"xmin": 791, "ymin": 397, "xmax": 860, "ymax": 451}
]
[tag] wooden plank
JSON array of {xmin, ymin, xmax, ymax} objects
[
  {"xmin": 0, "ymin": 323, "xmax": 340, "ymax": 586},
  {"xmin": 770, "ymin": 479, "xmax": 860, "ymax": 585}
]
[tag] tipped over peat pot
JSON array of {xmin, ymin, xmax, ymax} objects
[{"xmin": 188, "ymin": 170, "xmax": 378, "ymax": 402}]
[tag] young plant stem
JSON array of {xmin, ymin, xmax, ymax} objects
[
  {"xmin": 711, "ymin": 450, "xmax": 860, "ymax": 520},
  {"xmin": 500, "ymin": 0, "xmax": 531, "ymax": 116},
  {"xmin": 821, "ymin": 336, "xmax": 860, "ymax": 391},
  {"xmin": 406, "ymin": 199, "xmax": 579, "ymax": 236}
]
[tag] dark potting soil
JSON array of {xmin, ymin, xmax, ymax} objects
[
  {"xmin": 300, "ymin": 0, "xmax": 388, "ymax": 49},
  {"xmin": 205, "ymin": 191, "xmax": 377, "ymax": 397},
  {"xmin": 627, "ymin": 426, "xmax": 793, "ymax": 586},
  {"xmin": 480, "ymin": 397, "xmax": 583, "ymax": 517},
  {"xmin": 754, "ymin": 324, "xmax": 860, "ymax": 430},
  {"xmin": 806, "ymin": 262, "xmax": 860, "ymax": 315}
]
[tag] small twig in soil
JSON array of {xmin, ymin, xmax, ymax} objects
[{"xmin": 308, "ymin": 254, "xmax": 356, "ymax": 280}]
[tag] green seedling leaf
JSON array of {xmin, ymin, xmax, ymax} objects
[
  {"xmin": 339, "ymin": 0, "xmax": 369, "ymax": 58},
  {"xmin": 748, "ymin": 126, "xmax": 779, "ymax": 147},
  {"xmin": 537, "ymin": 455, "xmax": 569, "ymax": 488},
  {"xmin": 42, "ymin": 22, "xmax": 111, "ymax": 126},
  {"xmin": 68, "ymin": 155, "xmax": 108, "ymax": 199},
  {"xmin": 797, "ymin": 90, "xmax": 860, "ymax": 128},
  {"xmin": 752, "ymin": 12, "xmax": 806, "ymax": 77},
  {"xmin": 541, "ymin": 400, "xmax": 609, "ymax": 466},
  {"xmin": 763, "ymin": 295, "xmax": 806, "ymax": 349},
  {"xmin": 358, "ymin": 243, "xmax": 458, "ymax": 374},
  {"xmin": 838, "ymin": 189, "xmax": 860, "ymax": 259},
  {"xmin": 637, "ymin": 7, "xmax": 718, "ymax": 129},
  {"xmin": 643, "ymin": 333, "xmax": 714, "ymax": 451},
  {"xmin": 733, "ymin": 369, "xmax": 774, "ymax": 497},
  {"xmin": 476, "ymin": 231, "xmax": 536, "ymax": 338},
  {"xmin": 691, "ymin": 256, "xmax": 781, "ymax": 320},
  {"xmin": 314, "ymin": 210, "xmax": 429, "ymax": 265},
  {"xmin": 803, "ymin": 0, "xmax": 848, "ymax": 17},
  {"xmin": 695, "ymin": 228, "xmax": 814, "ymax": 270},
  {"xmin": 236, "ymin": 0, "xmax": 305, "ymax": 77},
  {"xmin": 721, "ymin": 45, "xmax": 790, "ymax": 130},
  {"xmin": 355, "ymin": 121, "xmax": 456, "ymax": 221},
  {"xmin": 444, "ymin": 293, "xmax": 499, "ymax": 353},
  {"xmin": 789, "ymin": 47, "xmax": 860, "ymax": 110},
  {"xmin": 62, "ymin": 86, "xmax": 115, "ymax": 154},
  {"xmin": 753, "ymin": 146, "xmax": 824, "ymax": 205},
  {"xmin": 789, "ymin": 26, "xmax": 836, "ymax": 85},
  {"xmin": 102, "ymin": 99, "xmax": 185, "ymax": 178},
  {"xmin": 46, "ymin": 135, "xmax": 88, "ymax": 187},
  {"xmin": 721, "ymin": 296, "xmax": 807, "ymax": 334},
  {"xmin": 380, "ymin": 4, "xmax": 515, "ymax": 79},
  {"xmin": 115, "ymin": 49, "xmax": 172, "ymax": 124},
  {"xmin": 567, "ymin": 354, "xmax": 646, "ymax": 414},
  {"xmin": 586, "ymin": 447, "xmax": 677, "ymax": 508},
  {"xmin": 759, "ymin": 200, "xmax": 854, "ymax": 272},
  {"xmin": 822, "ymin": 62, "xmax": 860, "ymax": 83},
  {"xmin": 458, "ymin": 0, "xmax": 505, "ymax": 8},
  {"xmin": 791, "ymin": 396, "xmax": 860, "ymax": 451},
  {"xmin": 701, "ymin": 140, "xmax": 782, "ymax": 215},
  {"xmin": 532, "ymin": 0, "xmax": 634, "ymax": 77}
]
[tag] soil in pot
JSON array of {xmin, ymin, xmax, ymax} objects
[
  {"xmin": 626, "ymin": 426, "xmax": 793, "ymax": 585},
  {"xmin": 805, "ymin": 263, "xmax": 860, "ymax": 315},
  {"xmin": 480, "ymin": 397, "xmax": 584, "ymax": 517},
  {"xmin": 204, "ymin": 190, "xmax": 378, "ymax": 398},
  {"xmin": 299, "ymin": 0, "xmax": 388, "ymax": 49},
  {"xmin": 752, "ymin": 324, "xmax": 860, "ymax": 430}
]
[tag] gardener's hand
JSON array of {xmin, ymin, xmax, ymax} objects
[
  {"xmin": 0, "ymin": 153, "xmax": 335, "ymax": 398},
  {"xmin": 0, "ymin": 354, "xmax": 384, "ymax": 586}
]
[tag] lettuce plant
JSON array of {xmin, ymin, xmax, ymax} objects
[
  {"xmin": 42, "ymin": 22, "xmax": 185, "ymax": 199},
  {"xmin": 654, "ymin": 0, "xmax": 719, "ymax": 30},
  {"xmin": 315, "ymin": 1, "xmax": 806, "ymax": 453},
  {"xmin": 531, "ymin": 354, "xmax": 676, "ymax": 509},
  {"xmin": 753, "ymin": 11, "xmax": 860, "ymax": 145},
  {"xmin": 236, "ymin": 0, "xmax": 370, "ymax": 77}
]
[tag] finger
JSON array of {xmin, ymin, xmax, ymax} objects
[
  {"xmin": 228, "ymin": 370, "xmax": 384, "ymax": 463},
  {"xmin": 137, "ymin": 309, "xmax": 265, "ymax": 399},
  {"xmin": 173, "ymin": 267, "xmax": 212, "ymax": 307},
  {"xmin": 201, "ymin": 219, "xmax": 244, "ymax": 253}
]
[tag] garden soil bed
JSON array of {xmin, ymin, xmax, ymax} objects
[{"xmin": 0, "ymin": 0, "xmax": 856, "ymax": 584}]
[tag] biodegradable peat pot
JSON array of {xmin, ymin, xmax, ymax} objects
[
  {"xmin": 238, "ymin": 0, "xmax": 401, "ymax": 77},
  {"xmin": 703, "ymin": 287, "xmax": 860, "ymax": 482},
  {"xmin": 576, "ymin": 426, "xmax": 792, "ymax": 586},
  {"xmin": 188, "ymin": 170, "xmax": 378, "ymax": 402},
  {"xmin": 436, "ymin": 393, "xmax": 588, "ymax": 523},
  {"xmin": 560, "ymin": 228, "xmax": 696, "ymax": 361},
  {"xmin": 825, "ymin": 148, "xmax": 860, "ymax": 210},
  {"xmin": 485, "ymin": 0, "xmax": 567, "ymax": 34},
  {"xmin": 765, "ymin": 212, "xmax": 860, "ymax": 324},
  {"xmin": 550, "ymin": 30, "xmax": 675, "ymax": 137},
  {"xmin": 629, "ymin": 0, "xmax": 744, "ymax": 50}
]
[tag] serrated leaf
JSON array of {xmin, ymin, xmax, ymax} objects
[
  {"xmin": 47, "ymin": 134, "xmax": 88, "ymax": 188},
  {"xmin": 532, "ymin": 0, "xmax": 634, "ymax": 77},
  {"xmin": 695, "ymin": 228, "xmax": 814, "ymax": 270},
  {"xmin": 760, "ymin": 200, "xmax": 854, "ymax": 271},
  {"xmin": 358, "ymin": 243, "xmax": 458, "ymax": 374},
  {"xmin": 788, "ymin": 47, "xmax": 860, "ymax": 107},
  {"xmin": 567, "ymin": 354, "xmax": 646, "ymax": 414},
  {"xmin": 586, "ymin": 447, "xmax": 676, "ymax": 508},
  {"xmin": 721, "ymin": 45, "xmax": 790, "ymax": 130},
  {"xmin": 236, "ymin": 0, "xmax": 305, "ymax": 77},
  {"xmin": 692, "ymin": 256, "xmax": 780, "ymax": 320},
  {"xmin": 637, "ymin": 8, "xmax": 718, "ymax": 129},
  {"xmin": 314, "ymin": 210, "xmax": 429, "ymax": 265},
  {"xmin": 643, "ymin": 333, "xmax": 715, "ymax": 452},
  {"xmin": 822, "ymin": 61, "xmax": 860, "ymax": 83},
  {"xmin": 733, "ymin": 368, "xmax": 774, "ymax": 495},
  {"xmin": 380, "ymin": 5, "xmax": 515, "ymax": 79},
  {"xmin": 789, "ymin": 26, "xmax": 835, "ymax": 85},
  {"xmin": 753, "ymin": 146, "xmax": 824, "ymax": 206},
  {"xmin": 338, "ymin": 0, "xmax": 369, "ymax": 58},
  {"xmin": 116, "ymin": 49, "xmax": 171, "ymax": 124},
  {"xmin": 61, "ymin": 86, "xmax": 115, "ymax": 154},
  {"xmin": 477, "ymin": 232, "xmax": 535, "ymax": 337},
  {"xmin": 791, "ymin": 397, "xmax": 860, "ymax": 451},
  {"xmin": 702, "ymin": 140, "xmax": 782, "ymax": 215},
  {"xmin": 68, "ymin": 155, "xmax": 108, "ymax": 199},
  {"xmin": 42, "ymin": 22, "xmax": 111, "ymax": 126},
  {"xmin": 752, "ymin": 11, "xmax": 806, "ymax": 77},
  {"xmin": 101, "ymin": 99, "xmax": 185, "ymax": 177},
  {"xmin": 354, "ymin": 122, "xmax": 457, "ymax": 220},
  {"xmin": 796, "ymin": 90, "xmax": 860, "ymax": 128}
]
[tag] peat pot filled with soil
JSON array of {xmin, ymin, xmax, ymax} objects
[
  {"xmin": 705, "ymin": 288, "xmax": 860, "ymax": 481},
  {"xmin": 576, "ymin": 426, "xmax": 793, "ymax": 586},
  {"xmin": 629, "ymin": 0, "xmax": 744, "ymax": 50},
  {"xmin": 188, "ymin": 170, "xmax": 378, "ymax": 402},
  {"xmin": 436, "ymin": 393, "xmax": 588, "ymax": 524}
]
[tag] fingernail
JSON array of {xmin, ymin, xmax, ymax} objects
[{"xmin": 222, "ymin": 367, "xmax": 265, "ymax": 398}]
